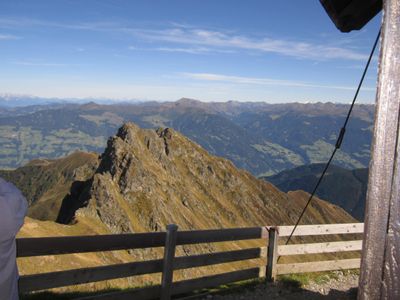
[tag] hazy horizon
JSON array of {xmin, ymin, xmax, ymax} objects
[
  {"xmin": 0, "ymin": 1, "xmax": 381, "ymax": 103},
  {"xmin": 0, "ymin": 93, "xmax": 377, "ymax": 107}
]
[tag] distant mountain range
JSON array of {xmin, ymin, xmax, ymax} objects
[
  {"xmin": 0, "ymin": 98, "xmax": 374, "ymax": 177},
  {"xmin": 0, "ymin": 94, "xmax": 144, "ymax": 107},
  {"xmin": 265, "ymin": 163, "xmax": 369, "ymax": 220}
]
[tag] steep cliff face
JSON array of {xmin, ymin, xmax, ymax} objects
[{"xmin": 58, "ymin": 123, "xmax": 355, "ymax": 234}]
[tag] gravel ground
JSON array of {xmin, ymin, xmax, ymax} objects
[{"xmin": 197, "ymin": 272, "xmax": 358, "ymax": 300}]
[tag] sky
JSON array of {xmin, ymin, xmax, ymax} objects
[{"xmin": 0, "ymin": 0, "xmax": 382, "ymax": 103}]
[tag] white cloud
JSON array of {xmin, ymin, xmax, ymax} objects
[
  {"xmin": 156, "ymin": 47, "xmax": 210, "ymax": 54},
  {"xmin": 181, "ymin": 72, "xmax": 376, "ymax": 91},
  {"xmin": 0, "ymin": 34, "xmax": 20, "ymax": 40},
  {"xmin": 11, "ymin": 60, "xmax": 71, "ymax": 67},
  {"xmin": 153, "ymin": 46, "xmax": 235, "ymax": 54},
  {"xmin": 0, "ymin": 17, "xmax": 368, "ymax": 61},
  {"xmin": 126, "ymin": 27, "xmax": 368, "ymax": 61}
]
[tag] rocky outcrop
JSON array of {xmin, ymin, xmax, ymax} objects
[{"xmin": 57, "ymin": 123, "xmax": 356, "ymax": 235}]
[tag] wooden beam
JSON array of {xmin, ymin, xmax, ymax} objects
[
  {"xmin": 174, "ymin": 248, "xmax": 262, "ymax": 270},
  {"xmin": 19, "ymin": 259, "xmax": 163, "ymax": 293},
  {"xmin": 16, "ymin": 227, "xmax": 265, "ymax": 258},
  {"xmin": 160, "ymin": 224, "xmax": 178, "ymax": 300},
  {"xmin": 359, "ymin": 0, "xmax": 400, "ymax": 299},
  {"xmin": 266, "ymin": 228, "xmax": 278, "ymax": 281},
  {"xmin": 19, "ymin": 247, "xmax": 262, "ymax": 293},
  {"xmin": 277, "ymin": 258, "xmax": 361, "ymax": 275},
  {"xmin": 16, "ymin": 232, "xmax": 166, "ymax": 257},
  {"xmin": 278, "ymin": 240, "xmax": 362, "ymax": 256},
  {"xmin": 277, "ymin": 223, "xmax": 364, "ymax": 237},
  {"xmin": 176, "ymin": 227, "xmax": 263, "ymax": 245}
]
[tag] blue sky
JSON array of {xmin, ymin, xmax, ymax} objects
[{"xmin": 0, "ymin": 1, "xmax": 381, "ymax": 103}]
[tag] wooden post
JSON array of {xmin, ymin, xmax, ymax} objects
[
  {"xmin": 359, "ymin": 0, "xmax": 400, "ymax": 299},
  {"xmin": 160, "ymin": 224, "xmax": 178, "ymax": 300},
  {"xmin": 266, "ymin": 227, "xmax": 278, "ymax": 281}
]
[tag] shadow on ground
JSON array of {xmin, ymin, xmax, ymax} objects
[
  {"xmin": 192, "ymin": 281, "xmax": 358, "ymax": 300},
  {"xmin": 260, "ymin": 287, "xmax": 358, "ymax": 300},
  {"xmin": 20, "ymin": 281, "xmax": 358, "ymax": 300}
]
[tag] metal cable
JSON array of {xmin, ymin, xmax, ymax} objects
[{"xmin": 283, "ymin": 28, "xmax": 381, "ymax": 247}]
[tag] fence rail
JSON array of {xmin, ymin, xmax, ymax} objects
[{"xmin": 17, "ymin": 223, "xmax": 364, "ymax": 299}]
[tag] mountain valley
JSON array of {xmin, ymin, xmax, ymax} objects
[{"xmin": 0, "ymin": 98, "xmax": 374, "ymax": 177}]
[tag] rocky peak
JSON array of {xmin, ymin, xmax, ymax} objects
[{"xmin": 56, "ymin": 122, "xmax": 355, "ymax": 235}]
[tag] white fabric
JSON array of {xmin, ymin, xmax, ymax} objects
[{"xmin": 0, "ymin": 178, "xmax": 28, "ymax": 300}]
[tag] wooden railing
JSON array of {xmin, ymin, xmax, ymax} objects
[
  {"xmin": 17, "ymin": 223, "xmax": 364, "ymax": 300},
  {"xmin": 268, "ymin": 223, "xmax": 364, "ymax": 281}
]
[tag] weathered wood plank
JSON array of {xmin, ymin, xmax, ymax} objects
[
  {"xmin": 16, "ymin": 232, "xmax": 166, "ymax": 257},
  {"xmin": 277, "ymin": 258, "xmax": 361, "ymax": 275},
  {"xmin": 18, "ymin": 248, "xmax": 262, "ymax": 292},
  {"xmin": 176, "ymin": 227, "xmax": 263, "ymax": 245},
  {"xmin": 19, "ymin": 259, "xmax": 163, "ymax": 293},
  {"xmin": 261, "ymin": 227, "xmax": 269, "ymax": 239},
  {"xmin": 277, "ymin": 223, "xmax": 364, "ymax": 237},
  {"xmin": 172, "ymin": 268, "xmax": 260, "ymax": 295},
  {"xmin": 278, "ymin": 240, "xmax": 363, "ymax": 256},
  {"xmin": 266, "ymin": 228, "xmax": 278, "ymax": 281},
  {"xmin": 161, "ymin": 224, "xmax": 178, "ymax": 300},
  {"xmin": 175, "ymin": 248, "xmax": 262, "ymax": 270},
  {"xmin": 17, "ymin": 227, "xmax": 264, "ymax": 257}
]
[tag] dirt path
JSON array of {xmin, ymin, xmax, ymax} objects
[{"xmin": 198, "ymin": 272, "xmax": 358, "ymax": 300}]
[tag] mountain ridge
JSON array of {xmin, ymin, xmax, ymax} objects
[{"xmin": 0, "ymin": 100, "xmax": 374, "ymax": 176}]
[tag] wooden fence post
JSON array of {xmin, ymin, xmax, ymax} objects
[
  {"xmin": 266, "ymin": 227, "xmax": 278, "ymax": 281},
  {"xmin": 358, "ymin": 1, "xmax": 400, "ymax": 299},
  {"xmin": 160, "ymin": 224, "xmax": 178, "ymax": 300}
]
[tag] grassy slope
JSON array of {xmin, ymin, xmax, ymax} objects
[{"xmin": 0, "ymin": 152, "xmax": 99, "ymax": 221}]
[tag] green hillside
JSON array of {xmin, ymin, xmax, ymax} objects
[
  {"xmin": 265, "ymin": 163, "xmax": 369, "ymax": 220},
  {"xmin": 0, "ymin": 152, "xmax": 99, "ymax": 221},
  {"xmin": 0, "ymin": 99, "xmax": 374, "ymax": 176}
]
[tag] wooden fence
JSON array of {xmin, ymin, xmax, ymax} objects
[{"xmin": 17, "ymin": 223, "xmax": 364, "ymax": 299}]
